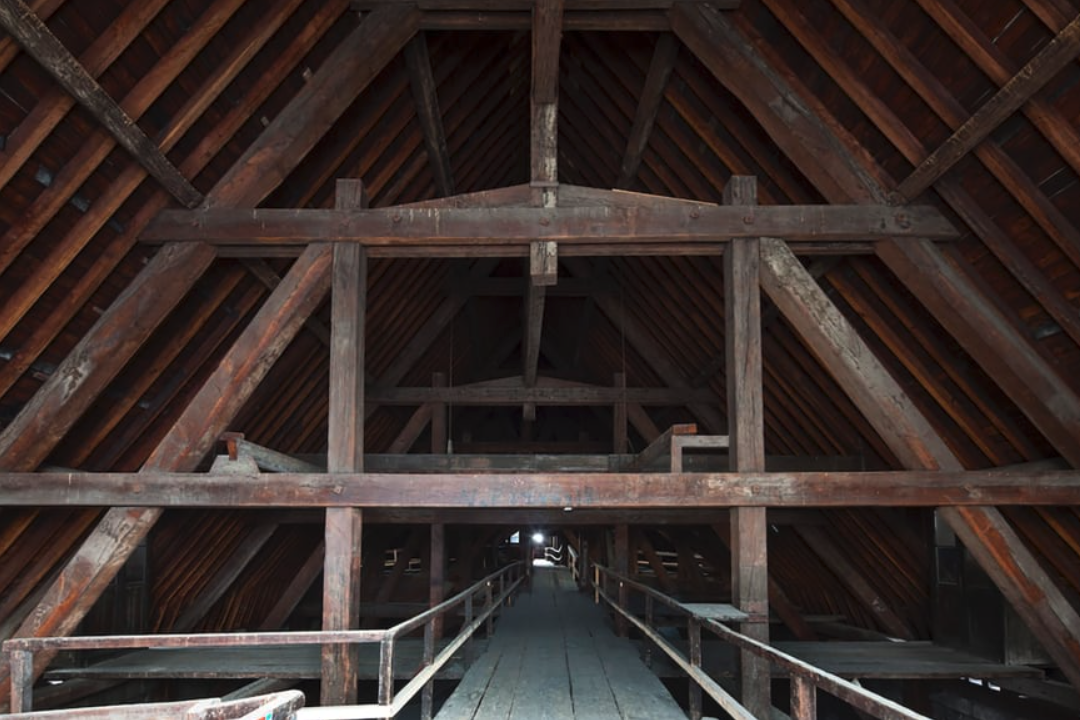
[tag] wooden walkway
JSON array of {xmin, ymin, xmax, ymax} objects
[{"xmin": 436, "ymin": 565, "xmax": 686, "ymax": 720}]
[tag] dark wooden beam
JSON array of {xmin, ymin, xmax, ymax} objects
[
  {"xmin": 404, "ymin": 34, "xmax": 454, "ymax": 197},
  {"xmin": 322, "ymin": 180, "xmax": 368, "ymax": 705},
  {"xmin": 523, "ymin": 242, "xmax": 557, "ymax": 419},
  {"xmin": 209, "ymin": 4, "xmax": 419, "ymax": 207},
  {"xmin": 897, "ymin": 13, "xmax": 1080, "ymax": 199},
  {"xmin": 617, "ymin": 33, "xmax": 678, "ymax": 188},
  {"xmin": 0, "ymin": 0, "xmax": 202, "ymax": 207},
  {"xmin": 0, "ymin": 246, "xmax": 334, "ymax": 707},
  {"xmin": 365, "ymin": 383, "xmax": 703, "ymax": 405},
  {"xmin": 0, "ymin": 244, "xmax": 215, "ymax": 472},
  {"xmin": 144, "ymin": 203, "xmax": 956, "ymax": 246},
  {"xmin": 760, "ymin": 241, "xmax": 1080, "ymax": 688},
  {"xmin": 724, "ymin": 176, "xmax": 769, "ymax": 716},
  {"xmin": 353, "ymin": 0, "xmax": 739, "ymax": 9},
  {"xmin": 419, "ymin": 9, "xmax": 668, "ymax": 31},
  {"xmin": 1, "ymin": 470, "xmax": 1078, "ymax": 508}
]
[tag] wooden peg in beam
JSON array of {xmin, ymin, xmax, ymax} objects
[{"xmin": 530, "ymin": 240, "xmax": 558, "ymax": 286}]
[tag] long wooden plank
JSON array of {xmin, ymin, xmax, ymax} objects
[
  {"xmin": 0, "ymin": 0, "xmax": 202, "ymax": 206},
  {"xmin": 897, "ymin": 13, "xmax": 1080, "ymax": 198},
  {"xmin": 145, "ymin": 203, "xmax": 956, "ymax": 245},
  {"xmin": 3, "ymin": 470, "xmax": 1077, "ymax": 507},
  {"xmin": 208, "ymin": 4, "xmax": 420, "ymax": 207},
  {"xmin": 366, "ymin": 384, "xmax": 704, "ymax": 405},
  {"xmin": 723, "ymin": 175, "xmax": 769, "ymax": 717}
]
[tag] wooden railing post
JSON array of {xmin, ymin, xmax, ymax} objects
[
  {"xmin": 464, "ymin": 593, "xmax": 475, "ymax": 665},
  {"xmin": 9, "ymin": 648, "xmax": 33, "ymax": 713},
  {"xmin": 378, "ymin": 636, "xmax": 395, "ymax": 717},
  {"xmin": 791, "ymin": 676, "xmax": 817, "ymax": 720},
  {"xmin": 644, "ymin": 594, "xmax": 654, "ymax": 668},
  {"xmin": 421, "ymin": 620, "xmax": 435, "ymax": 720},
  {"xmin": 593, "ymin": 564, "xmax": 600, "ymax": 604},
  {"xmin": 689, "ymin": 617, "xmax": 703, "ymax": 720},
  {"xmin": 485, "ymin": 581, "xmax": 495, "ymax": 637}
]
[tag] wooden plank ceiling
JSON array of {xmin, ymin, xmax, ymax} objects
[{"xmin": 0, "ymin": 0, "xmax": 1078, "ymax": 707}]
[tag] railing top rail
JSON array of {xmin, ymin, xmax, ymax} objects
[
  {"xmin": 387, "ymin": 561, "xmax": 523, "ymax": 637},
  {"xmin": 4, "ymin": 562, "xmax": 524, "ymax": 655},
  {"xmin": 593, "ymin": 563, "xmax": 929, "ymax": 720}
]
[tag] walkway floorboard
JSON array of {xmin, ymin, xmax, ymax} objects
[{"xmin": 436, "ymin": 565, "xmax": 686, "ymax": 720}]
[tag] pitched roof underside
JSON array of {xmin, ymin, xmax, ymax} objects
[{"xmin": 0, "ymin": 0, "xmax": 1078, "ymax": 697}]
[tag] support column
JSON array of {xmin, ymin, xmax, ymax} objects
[
  {"xmin": 724, "ymin": 176, "xmax": 770, "ymax": 716},
  {"xmin": 322, "ymin": 179, "xmax": 367, "ymax": 705}
]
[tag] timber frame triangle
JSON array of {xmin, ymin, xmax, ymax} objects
[{"xmin": 0, "ymin": 0, "xmax": 1078, "ymax": 716}]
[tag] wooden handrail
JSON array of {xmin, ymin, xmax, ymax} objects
[
  {"xmin": 592, "ymin": 563, "xmax": 929, "ymax": 720},
  {"xmin": 4, "ymin": 562, "xmax": 525, "ymax": 717}
]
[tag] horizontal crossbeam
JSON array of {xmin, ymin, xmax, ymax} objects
[
  {"xmin": 2, "ymin": 470, "xmax": 1076, "ymax": 507},
  {"xmin": 143, "ymin": 204, "xmax": 957, "ymax": 255}
]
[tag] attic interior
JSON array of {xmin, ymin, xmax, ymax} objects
[{"xmin": 0, "ymin": 0, "xmax": 1079, "ymax": 718}]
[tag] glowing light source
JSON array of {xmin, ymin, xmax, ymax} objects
[{"xmin": 532, "ymin": 532, "xmax": 545, "ymax": 544}]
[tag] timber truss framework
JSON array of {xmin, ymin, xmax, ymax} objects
[{"xmin": 0, "ymin": 0, "xmax": 1079, "ymax": 714}]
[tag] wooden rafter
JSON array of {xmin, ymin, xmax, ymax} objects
[
  {"xmin": 0, "ymin": 246, "xmax": 334, "ymax": 707},
  {"xmin": 0, "ymin": 0, "xmax": 202, "ymax": 207},
  {"xmin": 404, "ymin": 34, "xmax": 455, "ymax": 197},
  {"xmin": 617, "ymin": 33, "xmax": 679, "ymax": 188},
  {"xmin": 758, "ymin": 238, "xmax": 1080, "ymax": 689},
  {"xmin": 898, "ymin": 13, "xmax": 1080, "ymax": 199}
]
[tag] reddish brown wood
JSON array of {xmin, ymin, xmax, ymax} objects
[
  {"xmin": 614, "ymin": 524, "xmax": 630, "ymax": 636},
  {"xmin": 145, "ymin": 203, "xmax": 956, "ymax": 246},
  {"xmin": 322, "ymin": 508, "xmax": 363, "ymax": 704},
  {"xmin": 0, "ymin": 243, "xmax": 216, "ymax": 472},
  {"xmin": 430, "ymin": 523, "xmax": 446, "ymax": 640},
  {"xmin": 209, "ymin": 4, "xmax": 420, "ymax": 207},
  {"xmin": 898, "ymin": 14, "xmax": 1080, "ymax": 198}
]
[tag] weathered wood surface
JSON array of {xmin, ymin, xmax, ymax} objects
[
  {"xmin": 405, "ymin": 34, "xmax": 454, "ymax": 197},
  {"xmin": 898, "ymin": 13, "xmax": 1080, "ymax": 199},
  {"xmin": 2, "ymin": 470, "xmax": 1078, "ymax": 507},
  {"xmin": 45, "ymin": 639, "xmax": 478, "ymax": 681},
  {"xmin": 366, "ymin": 384, "xmax": 703, "ymax": 405},
  {"xmin": 144, "ymin": 203, "xmax": 957, "ymax": 246},
  {"xmin": 353, "ymin": 0, "xmax": 739, "ymax": 9},
  {"xmin": 617, "ymin": 33, "xmax": 678, "ymax": 188},
  {"xmin": 723, "ymin": 175, "xmax": 770, "ymax": 717},
  {"xmin": 435, "ymin": 566, "xmax": 684, "ymax": 719},
  {"xmin": 0, "ymin": 0, "xmax": 202, "ymax": 207}
]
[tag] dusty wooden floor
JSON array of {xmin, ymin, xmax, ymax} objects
[{"xmin": 435, "ymin": 565, "xmax": 686, "ymax": 720}]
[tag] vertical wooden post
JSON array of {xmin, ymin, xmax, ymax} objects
[
  {"xmin": 688, "ymin": 617, "xmax": 703, "ymax": 720},
  {"xmin": 322, "ymin": 179, "xmax": 367, "ymax": 706},
  {"xmin": 613, "ymin": 372, "xmax": 628, "ymax": 454},
  {"xmin": 724, "ymin": 175, "xmax": 771, "ymax": 717},
  {"xmin": 614, "ymin": 523, "xmax": 629, "ymax": 637},
  {"xmin": 423, "ymin": 522, "xmax": 445, "ymax": 719},
  {"xmin": 431, "ymin": 372, "xmax": 447, "ymax": 453},
  {"xmin": 790, "ymin": 676, "xmax": 817, "ymax": 720},
  {"xmin": 9, "ymin": 649, "xmax": 33, "ymax": 713}
]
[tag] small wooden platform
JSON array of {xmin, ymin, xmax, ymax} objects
[
  {"xmin": 46, "ymin": 638, "xmax": 479, "ymax": 681},
  {"xmin": 436, "ymin": 566, "xmax": 686, "ymax": 719}
]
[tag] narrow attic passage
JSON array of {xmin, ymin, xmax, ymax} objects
[{"xmin": 434, "ymin": 564, "xmax": 688, "ymax": 720}]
